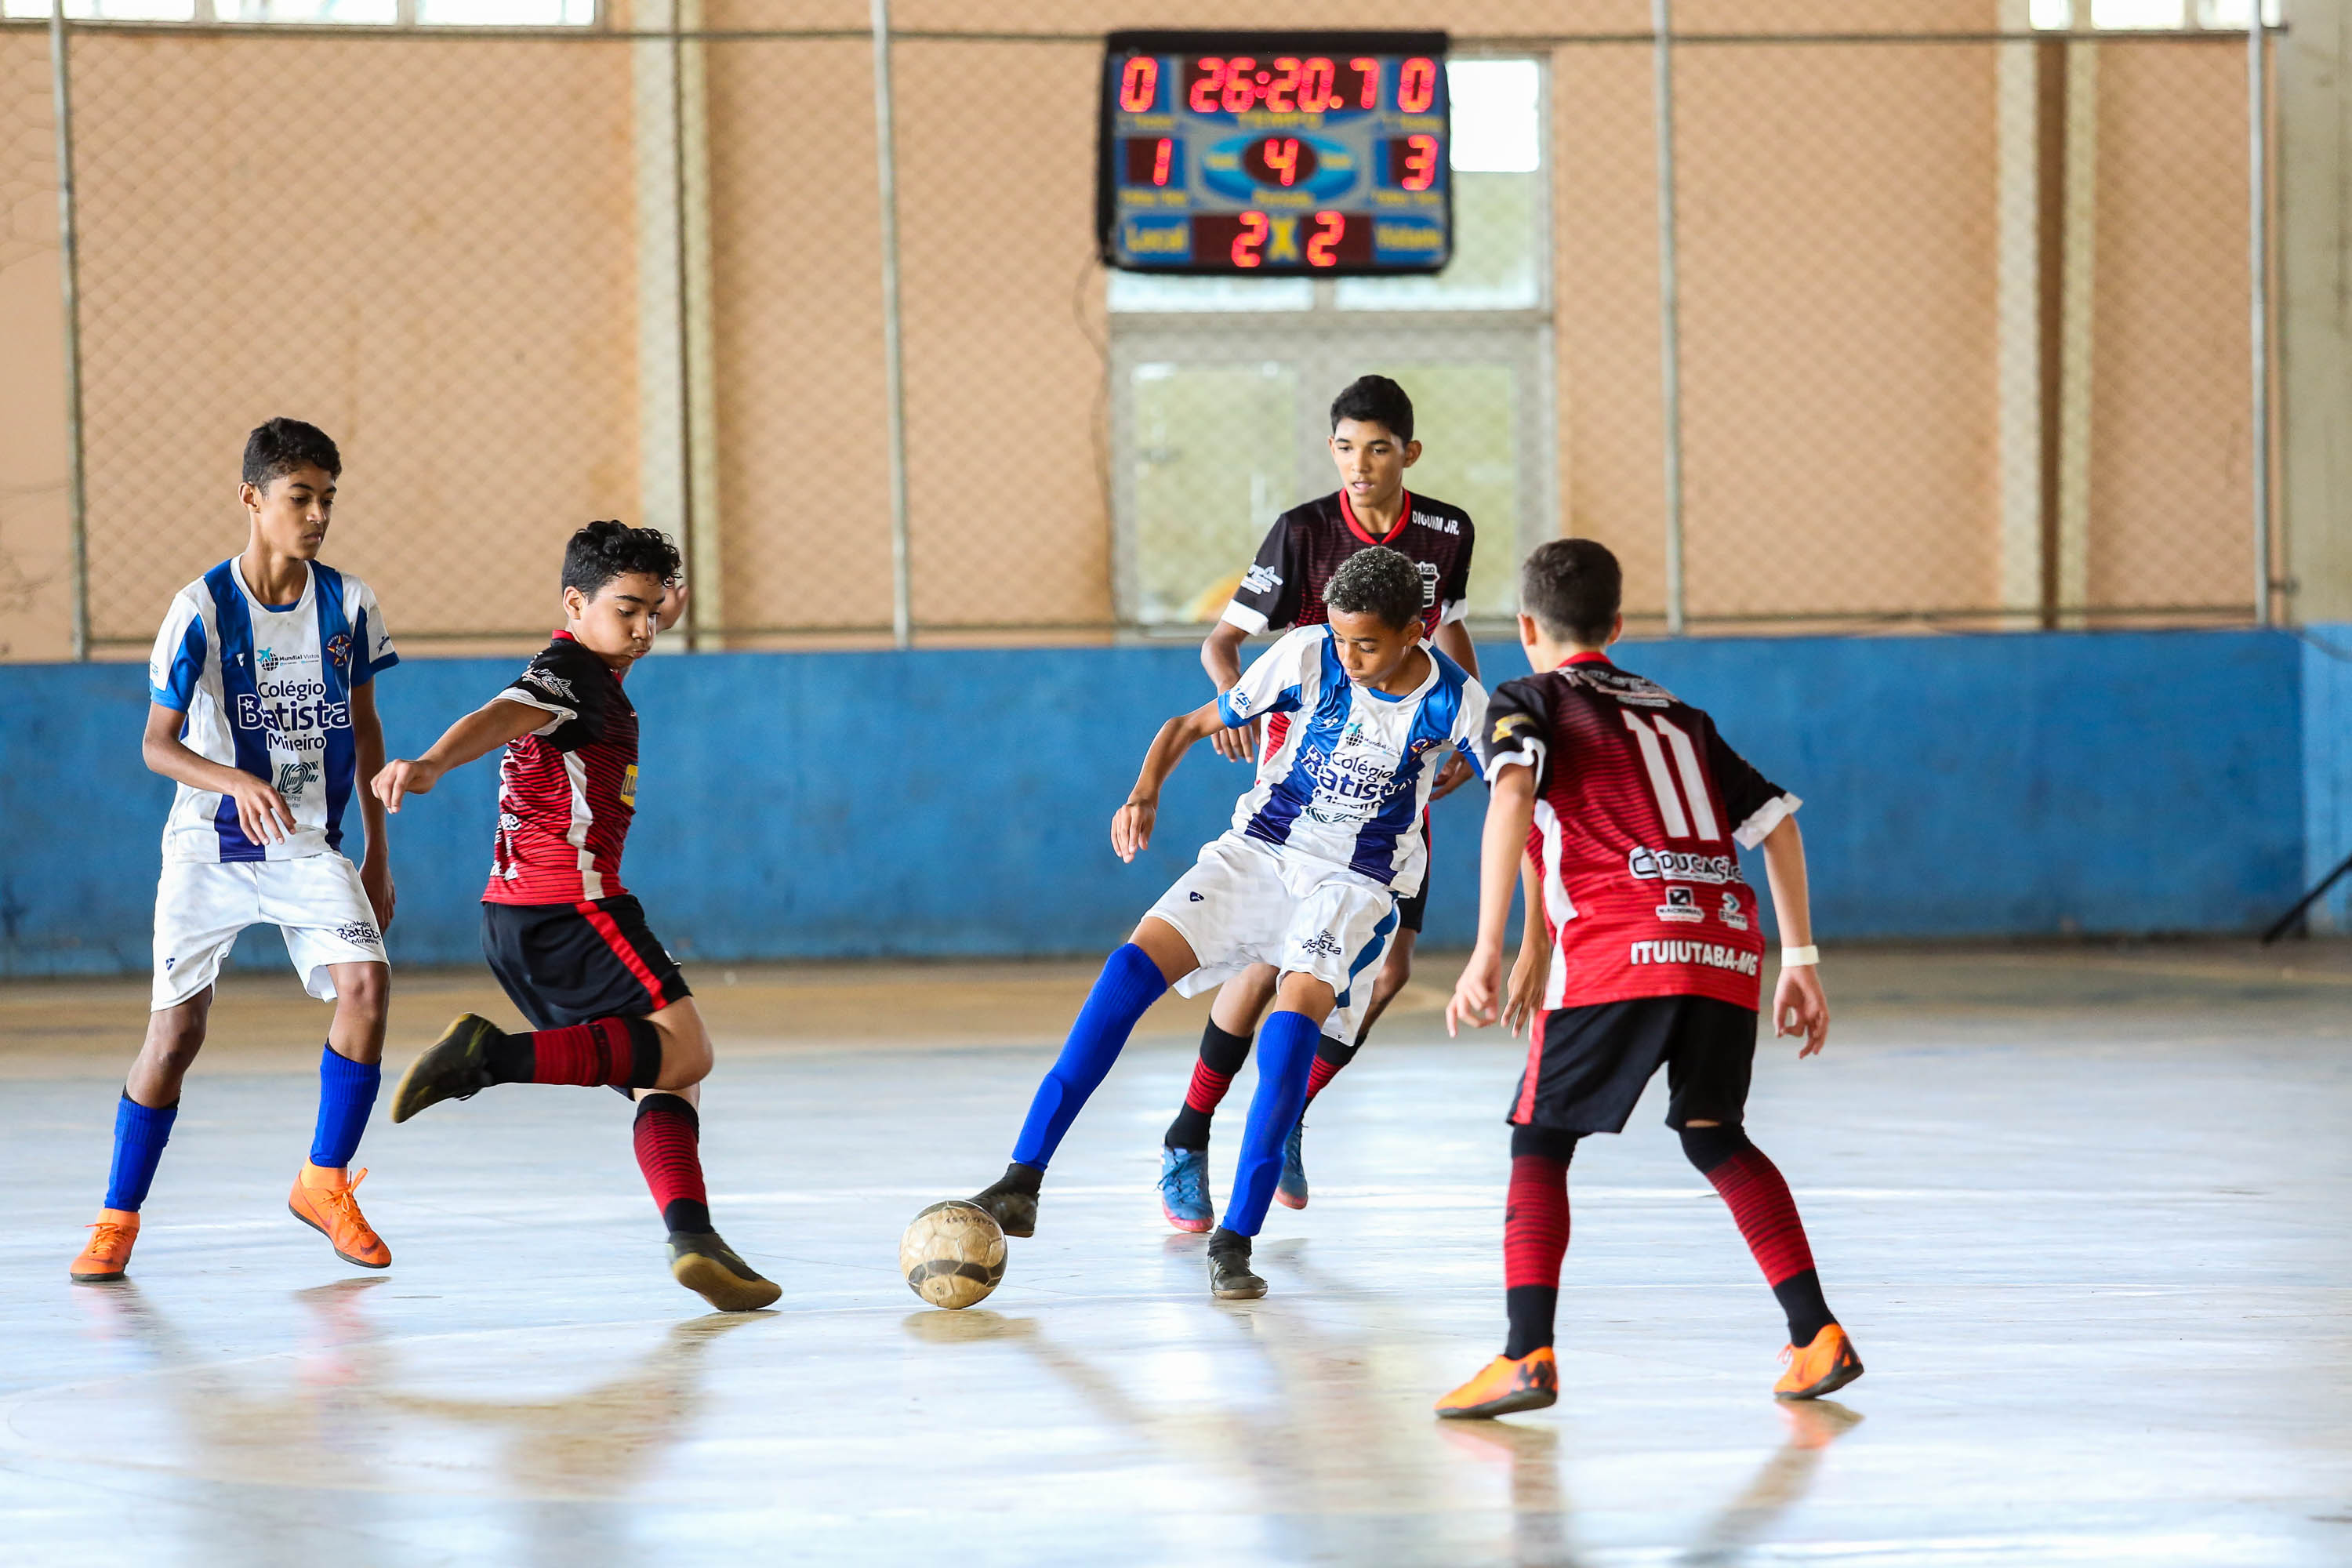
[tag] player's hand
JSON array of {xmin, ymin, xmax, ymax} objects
[
  {"xmin": 1504, "ymin": 938, "xmax": 1548, "ymax": 1038},
  {"xmin": 1112, "ymin": 797, "xmax": 1157, "ymax": 862},
  {"xmin": 371, "ymin": 757, "xmax": 444, "ymax": 815},
  {"xmin": 656, "ymin": 579, "xmax": 689, "ymax": 633},
  {"xmin": 224, "ymin": 773, "xmax": 296, "ymax": 845},
  {"xmin": 1428, "ymin": 750, "xmax": 1475, "ymax": 802},
  {"xmin": 1445, "ymin": 942, "xmax": 1506, "ymax": 1037},
  {"xmin": 361, "ymin": 856, "xmax": 397, "ymax": 931},
  {"xmin": 1209, "ymin": 717, "xmax": 1261, "ymax": 763},
  {"xmin": 1773, "ymin": 963, "xmax": 1830, "ymax": 1058}
]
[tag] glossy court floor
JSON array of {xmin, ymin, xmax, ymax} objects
[{"xmin": 1, "ymin": 944, "xmax": 2347, "ymax": 1566}]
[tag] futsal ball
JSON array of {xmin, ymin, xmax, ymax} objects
[{"xmin": 900, "ymin": 1200, "xmax": 1007, "ymax": 1310}]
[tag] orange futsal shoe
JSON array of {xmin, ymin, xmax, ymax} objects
[
  {"xmin": 1434, "ymin": 1347, "xmax": 1559, "ymax": 1420},
  {"xmin": 289, "ymin": 1163, "xmax": 391, "ymax": 1269},
  {"xmin": 1774, "ymin": 1323, "xmax": 1864, "ymax": 1401},
  {"xmin": 70, "ymin": 1208, "xmax": 141, "ymax": 1283}
]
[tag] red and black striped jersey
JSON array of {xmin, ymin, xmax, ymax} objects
[
  {"xmin": 1479, "ymin": 653, "xmax": 1798, "ymax": 1011},
  {"xmin": 481, "ymin": 633, "xmax": 640, "ymax": 907},
  {"xmin": 1221, "ymin": 490, "xmax": 1475, "ymax": 641}
]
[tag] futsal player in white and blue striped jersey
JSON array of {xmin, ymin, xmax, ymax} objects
[
  {"xmin": 70, "ymin": 419, "xmax": 402, "ymax": 1286},
  {"xmin": 967, "ymin": 546, "xmax": 1487, "ymax": 1300}
]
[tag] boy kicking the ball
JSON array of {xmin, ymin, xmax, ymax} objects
[
  {"xmin": 72, "ymin": 418, "xmax": 401, "ymax": 1283},
  {"xmin": 370, "ymin": 521, "xmax": 778, "ymax": 1313},
  {"xmin": 967, "ymin": 546, "xmax": 1486, "ymax": 1300},
  {"xmin": 1436, "ymin": 539, "xmax": 1857, "ymax": 1418}
]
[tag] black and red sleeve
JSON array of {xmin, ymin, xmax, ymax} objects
[
  {"xmin": 1479, "ymin": 674, "xmax": 1557, "ymax": 793},
  {"xmin": 1221, "ymin": 511, "xmax": 1306, "ymax": 635},
  {"xmin": 1701, "ymin": 715, "xmax": 1798, "ymax": 848},
  {"xmin": 496, "ymin": 640, "xmax": 611, "ymax": 753}
]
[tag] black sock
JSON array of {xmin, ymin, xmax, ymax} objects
[
  {"xmin": 1773, "ymin": 1269, "xmax": 1836, "ymax": 1347},
  {"xmin": 1208, "ymin": 1225, "xmax": 1250, "ymax": 1257},
  {"xmin": 1163, "ymin": 1022, "xmax": 1254, "ymax": 1150},
  {"xmin": 1504, "ymin": 1287, "xmax": 1558, "ymax": 1361},
  {"xmin": 485, "ymin": 1028, "xmax": 532, "ymax": 1084}
]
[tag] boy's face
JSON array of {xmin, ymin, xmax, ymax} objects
[
  {"xmin": 563, "ymin": 572, "xmax": 667, "ymax": 666},
  {"xmin": 1327, "ymin": 608, "xmax": 1423, "ymax": 688},
  {"xmin": 239, "ymin": 464, "xmax": 336, "ymax": 559},
  {"xmin": 1328, "ymin": 419, "xmax": 1421, "ymax": 511}
]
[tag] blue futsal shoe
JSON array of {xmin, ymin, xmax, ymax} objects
[
  {"xmin": 1160, "ymin": 1145, "xmax": 1213, "ymax": 1233},
  {"xmin": 1275, "ymin": 1119, "xmax": 1309, "ymax": 1210}
]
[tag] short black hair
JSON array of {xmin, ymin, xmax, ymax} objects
[
  {"xmin": 242, "ymin": 418, "xmax": 340, "ymax": 490},
  {"xmin": 1521, "ymin": 538, "xmax": 1623, "ymax": 644},
  {"xmin": 1329, "ymin": 375, "xmax": 1414, "ymax": 445},
  {"xmin": 562, "ymin": 520, "xmax": 681, "ymax": 599},
  {"xmin": 1326, "ymin": 545, "xmax": 1425, "ymax": 633}
]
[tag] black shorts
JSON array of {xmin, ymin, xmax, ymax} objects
[
  {"xmin": 1508, "ymin": 994, "xmax": 1756, "ymax": 1134},
  {"xmin": 480, "ymin": 895, "xmax": 691, "ymax": 1030}
]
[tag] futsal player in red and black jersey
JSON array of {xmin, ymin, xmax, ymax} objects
[
  {"xmin": 1157, "ymin": 375, "xmax": 1481, "ymax": 1230},
  {"xmin": 368, "ymin": 521, "xmax": 778, "ymax": 1312},
  {"xmin": 1436, "ymin": 539, "xmax": 1858, "ymax": 1418}
]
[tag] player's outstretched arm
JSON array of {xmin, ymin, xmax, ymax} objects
[
  {"xmin": 143, "ymin": 702, "xmax": 296, "ymax": 846},
  {"xmin": 1446, "ymin": 766, "xmax": 1538, "ymax": 1036},
  {"xmin": 1112, "ymin": 699, "xmax": 1228, "ymax": 862},
  {"xmin": 350, "ymin": 681, "xmax": 395, "ymax": 930},
  {"xmin": 1759, "ymin": 815, "xmax": 1829, "ymax": 1057},
  {"xmin": 371, "ymin": 699, "xmax": 548, "ymax": 814}
]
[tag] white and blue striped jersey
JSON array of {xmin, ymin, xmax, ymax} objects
[
  {"xmin": 1215, "ymin": 624, "xmax": 1486, "ymax": 895},
  {"xmin": 147, "ymin": 558, "xmax": 398, "ymax": 863}
]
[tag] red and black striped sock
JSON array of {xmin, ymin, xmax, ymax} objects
[
  {"xmin": 1301, "ymin": 1035, "xmax": 1359, "ymax": 1106},
  {"xmin": 1503, "ymin": 1126, "xmax": 1579, "ymax": 1359},
  {"xmin": 1163, "ymin": 1022, "xmax": 1252, "ymax": 1150},
  {"xmin": 1681, "ymin": 1123, "xmax": 1835, "ymax": 1346},
  {"xmin": 633, "ymin": 1092, "xmax": 711, "ymax": 1235},
  {"xmin": 492, "ymin": 1017, "xmax": 662, "ymax": 1089}
]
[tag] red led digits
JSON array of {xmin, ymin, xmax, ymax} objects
[
  {"xmin": 1401, "ymin": 132, "xmax": 1437, "ymax": 191},
  {"xmin": 1247, "ymin": 137, "xmax": 1304, "ymax": 187},
  {"xmin": 1298, "ymin": 56, "xmax": 1334, "ymax": 113},
  {"xmin": 1307, "ymin": 212, "xmax": 1345, "ymax": 267},
  {"xmin": 1222, "ymin": 56, "xmax": 1259, "ymax": 112},
  {"xmin": 1232, "ymin": 212, "xmax": 1269, "ymax": 267},
  {"xmin": 1153, "ymin": 139, "xmax": 1174, "ymax": 185},
  {"xmin": 1266, "ymin": 56, "xmax": 1299, "ymax": 113},
  {"xmin": 1352, "ymin": 57, "xmax": 1379, "ymax": 109},
  {"xmin": 1120, "ymin": 56, "xmax": 1160, "ymax": 113},
  {"xmin": 1189, "ymin": 57, "xmax": 1224, "ymax": 113},
  {"xmin": 1399, "ymin": 56, "xmax": 1437, "ymax": 114}
]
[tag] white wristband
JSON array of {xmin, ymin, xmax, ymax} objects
[{"xmin": 1780, "ymin": 945, "xmax": 1820, "ymax": 968}]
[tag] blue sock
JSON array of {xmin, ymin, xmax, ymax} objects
[
  {"xmin": 104, "ymin": 1092, "xmax": 177, "ymax": 1212},
  {"xmin": 1011, "ymin": 943, "xmax": 1168, "ymax": 1170},
  {"xmin": 1219, "ymin": 1011, "xmax": 1320, "ymax": 1237},
  {"xmin": 309, "ymin": 1044, "xmax": 381, "ymax": 1170}
]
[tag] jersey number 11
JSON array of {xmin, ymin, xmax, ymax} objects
[{"xmin": 1621, "ymin": 712, "xmax": 1721, "ymax": 841}]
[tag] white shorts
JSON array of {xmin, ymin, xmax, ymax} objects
[
  {"xmin": 151, "ymin": 855, "xmax": 388, "ymax": 1011},
  {"xmin": 1146, "ymin": 833, "xmax": 1401, "ymax": 1042}
]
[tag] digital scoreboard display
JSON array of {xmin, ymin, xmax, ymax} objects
[{"xmin": 1098, "ymin": 30, "xmax": 1451, "ymax": 277}]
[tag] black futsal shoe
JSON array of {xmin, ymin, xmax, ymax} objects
[
  {"xmin": 1207, "ymin": 1228, "xmax": 1266, "ymax": 1301},
  {"xmin": 390, "ymin": 1014, "xmax": 503, "ymax": 1123},
  {"xmin": 971, "ymin": 1164, "xmax": 1040, "ymax": 1239},
  {"xmin": 667, "ymin": 1231, "xmax": 781, "ymax": 1312}
]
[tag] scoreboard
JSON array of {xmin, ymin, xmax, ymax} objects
[{"xmin": 1097, "ymin": 31, "xmax": 1452, "ymax": 277}]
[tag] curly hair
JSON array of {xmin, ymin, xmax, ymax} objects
[
  {"xmin": 1325, "ymin": 545, "xmax": 1426, "ymax": 633},
  {"xmin": 561, "ymin": 520, "xmax": 682, "ymax": 598},
  {"xmin": 241, "ymin": 418, "xmax": 340, "ymax": 489}
]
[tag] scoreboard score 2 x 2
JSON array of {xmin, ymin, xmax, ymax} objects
[{"xmin": 1097, "ymin": 31, "xmax": 1453, "ymax": 277}]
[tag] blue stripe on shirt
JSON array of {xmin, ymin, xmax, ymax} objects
[
  {"xmin": 202, "ymin": 561, "xmax": 270, "ymax": 862},
  {"xmin": 151, "ymin": 611, "xmax": 206, "ymax": 711},
  {"xmin": 1246, "ymin": 633, "xmax": 1352, "ymax": 848},
  {"xmin": 314, "ymin": 564, "xmax": 356, "ymax": 853}
]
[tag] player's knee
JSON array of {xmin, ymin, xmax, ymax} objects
[
  {"xmin": 649, "ymin": 1008, "xmax": 713, "ymax": 1087},
  {"xmin": 1678, "ymin": 1120, "xmax": 1750, "ymax": 1171},
  {"xmin": 335, "ymin": 963, "xmax": 390, "ymax": 1022},
  {"xmin": 1380, "ymin": 941, "xmax": 1414, "ymax": 986},
  {"xmin": 1272, "ymin": 973, "xmax": 1336, "ymax": 1022}
]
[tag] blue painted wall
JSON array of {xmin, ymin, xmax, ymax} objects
[{"xmin": 0, "ymin": 626, "xmax": 2311, "ymax": 977}]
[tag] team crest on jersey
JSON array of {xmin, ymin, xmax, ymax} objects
[
  {"xmin": 276, "ymin": 759, "xmax": 321, "ymax": 800},
  {"xmin": 326, "ymin": 633, "xmax": 352, "ymax": 669},
  {"xmin": 1655, "ymin": 885, "xmax": 1704, "ymax": 924},
  {"xmin": 1718, "ymin": 890, "xmax": 1749, "ymax": 931}
]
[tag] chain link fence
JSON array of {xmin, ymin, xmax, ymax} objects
[{"xmin": 0, "ymin": 5, "xmax": 2280, "ymax": 655}]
